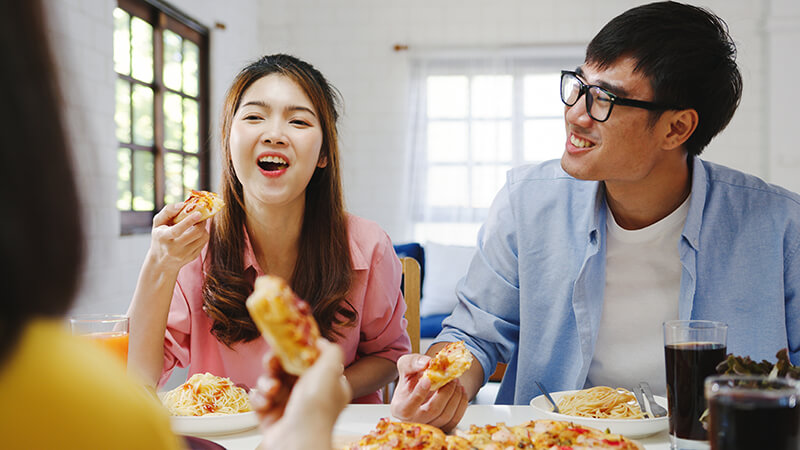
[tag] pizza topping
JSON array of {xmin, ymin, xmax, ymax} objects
[{"xmin": 423, "ymin": 341, "xmax": 473, "ymax": 390}]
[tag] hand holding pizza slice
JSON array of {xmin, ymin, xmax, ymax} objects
[{"xmin": 423, "ymin": 341, "xmax": 473, "ymax": 391}]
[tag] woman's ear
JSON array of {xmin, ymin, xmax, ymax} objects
[
  {"xmin": 662, "ymin": 108, "xmax": 699, "ymax": 150},
  {"xmin": 317, "ymin": 155, "xmax": 328, "ymax": 168}
]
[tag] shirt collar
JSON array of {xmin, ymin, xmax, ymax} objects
[
  {"xmin": 682, "ymin": 156, "xmax": 706, "ymax": 251},
  {"xmin": 242, "ymin": 227, "xmax": 264, "ymax": 277},
  {"xmin": 240, "ymin": 217, "xmax": 370, "ymax": 274}
]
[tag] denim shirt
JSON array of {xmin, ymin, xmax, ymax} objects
[{"xmin": 437, "ymin": 157, "xmax": 800, "ymax": 405}]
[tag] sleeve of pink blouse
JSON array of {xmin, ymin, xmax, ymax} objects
[
  {"xmin": 356, "ymin": 232, "xmax": 412, "ymax": 362},
  {"xmin": 158, "ymin": 278, "xmax": 193, "ymax": 388}
]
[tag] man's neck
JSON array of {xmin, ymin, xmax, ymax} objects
[{"xmin": 605, "ymin": 156, "xmax": 692, "ymax": 230}]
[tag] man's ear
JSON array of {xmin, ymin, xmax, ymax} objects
[{"xmin": 662, "ymin": 108, "xmax": 699, "ymax": 150}]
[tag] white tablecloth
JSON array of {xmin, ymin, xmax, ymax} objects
[{"xmin": 205, "ymin": 404, "xmax": 671, "ymax": 449}]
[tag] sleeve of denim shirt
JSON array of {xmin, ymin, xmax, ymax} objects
[
  {"xmin": 787, "ymin": 237, "xmax": 800, "ymax": 365},
  {"xmin": 437, "ymin": 178, "xmax": 521, "ymax": 385}
]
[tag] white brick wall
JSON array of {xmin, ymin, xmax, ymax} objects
[{"xmin": 40, "ymin": 0, "xmax": 794, "ymax": 314}]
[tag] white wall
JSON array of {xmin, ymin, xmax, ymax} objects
[
  {"xmin": 767, "ymin": 0, "xmax": 800, "ymax": 193},
  {"xmin": 40, "ymin": 0, "xmax": 795, "ymax": 314},
  {"xmin": 44, "ymin": 0, "xmax": 262, "ymax": 315},
  {"xmin": 257, "ymin": 0, "xmax": 775, "ymax": 243}
]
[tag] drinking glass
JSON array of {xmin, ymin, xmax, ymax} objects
[
  {"xmin": 69, "ymin": 314, "xmax": 129, "ymax": 366},
  {"xmin": 664, "ymin": 320, "xmax": 728, "ymax": 450},
  {"xmin": 706, "ymin": 375, "xmax": 800, "ymax": 450}
]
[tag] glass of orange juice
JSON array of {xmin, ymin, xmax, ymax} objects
[{"xmin": 69, "ymin": 314, "xmax": 129, "ymax": 366}]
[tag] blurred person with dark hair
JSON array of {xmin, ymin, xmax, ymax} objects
[
  {"xmin": 391, "ymin": 1, "xmax": 800, "ymax": 431},
  {"xmin": 0, "ymin": 0, "xmax": 181, "ymax": 448}
]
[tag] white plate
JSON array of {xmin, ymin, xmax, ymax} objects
[
  {"xmin": 169, "ymin": 411, "xmax": 258, "ymax": 436},
  {"xmin": 529, "ymin": 390, "xmax": 668, "ymax": 438},
  {"xmin": 158, "ymin": 391, "xmax": 258, "ymax": 436}
]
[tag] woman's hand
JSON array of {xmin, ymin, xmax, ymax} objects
[
  {"xmin": 252, "ymin": 339, "xmax": 351, "ymax": 449},
  {"xmin": 147, "ymin": 202, "xmax": 210, "ymax": 273}
]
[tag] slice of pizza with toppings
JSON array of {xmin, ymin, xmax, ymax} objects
[
  {"xmin": 443, "ymin": 435, "xmax": 472, "ymax": 450},
  {"xmin": 517, "ymin": 420, "xmax": 645, "ymax": 450},
  {"xmin": 423, "ymin": 341, "xmax": 473, "ymax": 390},
  {"xmin": 172, "ymin": 190, "xmax": 225, "ymax": 224},
  {"xmin": 343, "ymin": 417, "xmax": 446, "ymax": 450},
  {"xmin": 455, "ymin": 422, "xmax": 532, "ymax": 448},
  {"xmin": 245, "ymin": 275, "xmax": 320, "ymax": 376}
]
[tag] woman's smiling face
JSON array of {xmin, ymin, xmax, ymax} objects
[{"xmin": 229, "ymin": 73, "xmax": 326, "ymax": 210}]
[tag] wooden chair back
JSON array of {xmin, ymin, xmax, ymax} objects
[{"xmin": 383, "ymin": 256, "xmax": 421, "ymax": 403}]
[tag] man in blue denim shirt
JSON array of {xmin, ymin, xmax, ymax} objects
[{"xmin": 391, "ymin": 2, "xmax": 800, "ymax": 431}]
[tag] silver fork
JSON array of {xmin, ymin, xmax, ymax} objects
[
  {"xmin": 535, "ymin": 381, "xmax": 560, "ymax": 414},
  {"xmin": 639, "ymin": 382, "xmax": 668, "ymax": 418},
  {"xmin": 632, "ymin": 386, "xmax": 650, "ymax": 418}
]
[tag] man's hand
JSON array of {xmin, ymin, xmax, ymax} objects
[{"xmin": 389, "ymin": 353, "xmax": 469, "ymax": 432}]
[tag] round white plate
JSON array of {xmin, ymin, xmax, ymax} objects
[
  {"xmin": 169, "ymin": 411, "xmax": 258, "ymax": 436},
  {"xmin": 529, "ymin": 390, "xmax": 668, "ymax": 438}
]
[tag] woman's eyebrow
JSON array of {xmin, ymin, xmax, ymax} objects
[{"xmin": 240, "ymin": 101, "xmax": 316, "ymax": 117}]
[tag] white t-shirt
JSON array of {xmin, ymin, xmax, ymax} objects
[{"xmin": 586, "ymin": 196, "xmax": 690, "ymax": 396}]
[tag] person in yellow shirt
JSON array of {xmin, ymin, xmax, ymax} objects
[
  {"xmin": 0, "ymin": 1, "xmax": 352, "ymax": 449},
  {"xmin": 0, "ymin": 1, "xmax": 181, "ymax": 448}
]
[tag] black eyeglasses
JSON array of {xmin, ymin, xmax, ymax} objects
[{"xmin": 560, "ymin": 70, "xmax": 680, "ymax": 122}]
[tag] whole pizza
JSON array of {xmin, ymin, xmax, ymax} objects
[{"xmin": 344, "ymin": 418, "xmax": 644, "ymax": 449}]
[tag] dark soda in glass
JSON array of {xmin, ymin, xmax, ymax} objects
[
  {"xmin": 665, "ymin": 341, "xmax": 727, "ymax": 440},
  {"xmin": 708, "ymin": 393, "xmax": 799, "ymax": 450}
]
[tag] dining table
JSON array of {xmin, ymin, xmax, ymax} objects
[{"xmin": 202, "ymin": 404, "xmax": 671, "ymax": 449}]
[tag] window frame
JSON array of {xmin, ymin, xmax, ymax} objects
[
  {"xmin": 410, "ymin": 49, "xmax": 583, "ymax": 244},
  {"xmin": 116, "ymin": 0, "xmax": 210, "ymax": 235}
]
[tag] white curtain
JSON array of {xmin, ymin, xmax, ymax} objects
[{"xmin": 405, "ymin": 46, "xmax": 584, "ymax": 246}]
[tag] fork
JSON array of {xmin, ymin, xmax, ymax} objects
[
  {"xmin": 535, "ymin": 381, "xmax": 560, "ymax": 414},
  {"xmin": 631, "ymin": 387, "xmax": 650, "ymax": 418},
  {"xmin": 639, "ymin": 382, "xmax": 668, "ymax": 418}
]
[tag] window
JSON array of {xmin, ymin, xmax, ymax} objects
[
  {"xmin": 113, "ymin": 0, "xmax": 209, "ymax": 234},
  {"xmin": 409, "ymin": 51, "xmax": 582, "ymax": 245}
]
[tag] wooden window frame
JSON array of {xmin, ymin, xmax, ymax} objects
[{"xmin": 116, "ymin": 0, "xmax": 210, "ymax": 235}]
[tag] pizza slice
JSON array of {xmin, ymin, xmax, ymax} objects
[
  {"xmin": 172, "ymin": 190, "xmax": 225, "ymax": 224},
  {"xmin": 342, "ymin": 417, "xmax": 446, "ymax": 450},
  {"xmin": 455, "ymin": 422, "xmax": 531, "ymax": 448},
  {"xmin": 423, "ymin": 340, "xmax": 473, "ymax": 391},
  {"xmin": 443, "ymin": 435, "xmax": 472, "ymax": 450},
  {"xmin": 245, "ymin": 275, "xmax": 320, "ymax": 376},
  {"xmin": 517, "ymin": 420, "xmax": 645, "ymax": 450}
]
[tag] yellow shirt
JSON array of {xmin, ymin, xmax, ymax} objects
[{"xmin": 0, "ymin": 319, "xmax": 182, "ymax": 450}]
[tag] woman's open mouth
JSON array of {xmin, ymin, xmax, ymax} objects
[{"xmin": 257, "ymin": 155, "xmax": 289, "ymax": 172}]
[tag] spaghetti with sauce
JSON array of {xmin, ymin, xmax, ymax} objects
[
  {"xmin": 556, "ymin": 386, "xmax": 645, "ymax": 419},
  {"xmin": 161, "ymin": 372, "xmax": 251, "ymax": 416}
]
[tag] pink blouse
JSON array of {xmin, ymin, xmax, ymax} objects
[{"xmin": 160, "ymin": 215, "xmax": 411, "ymax": 403}]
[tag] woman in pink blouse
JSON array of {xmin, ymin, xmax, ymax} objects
[{"xmin": 127, "ymin": 54, "xmax": 410, "ymax": 403}]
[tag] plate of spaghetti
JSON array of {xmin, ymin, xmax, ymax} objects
[
  {"xmin": 160, "ymin": 373, "xmax": 257, "ymax": 436},
  {"xmin": 529, "ymin": 387, "xmax": 668, "ymax": 438}
]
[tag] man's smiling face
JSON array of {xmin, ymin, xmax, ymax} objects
[{"xmin": 560, "ymin": 56, "xmax": 668, "ymax": 186}]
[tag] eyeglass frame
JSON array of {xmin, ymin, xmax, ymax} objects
[{"xmin": 560, "ymin": 70, "xmax": 682, "ymax": 122}]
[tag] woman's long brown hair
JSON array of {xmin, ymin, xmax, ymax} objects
[{"xmin": 204, "ymin": 54, "xmax": 356, "ymax": 345}]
